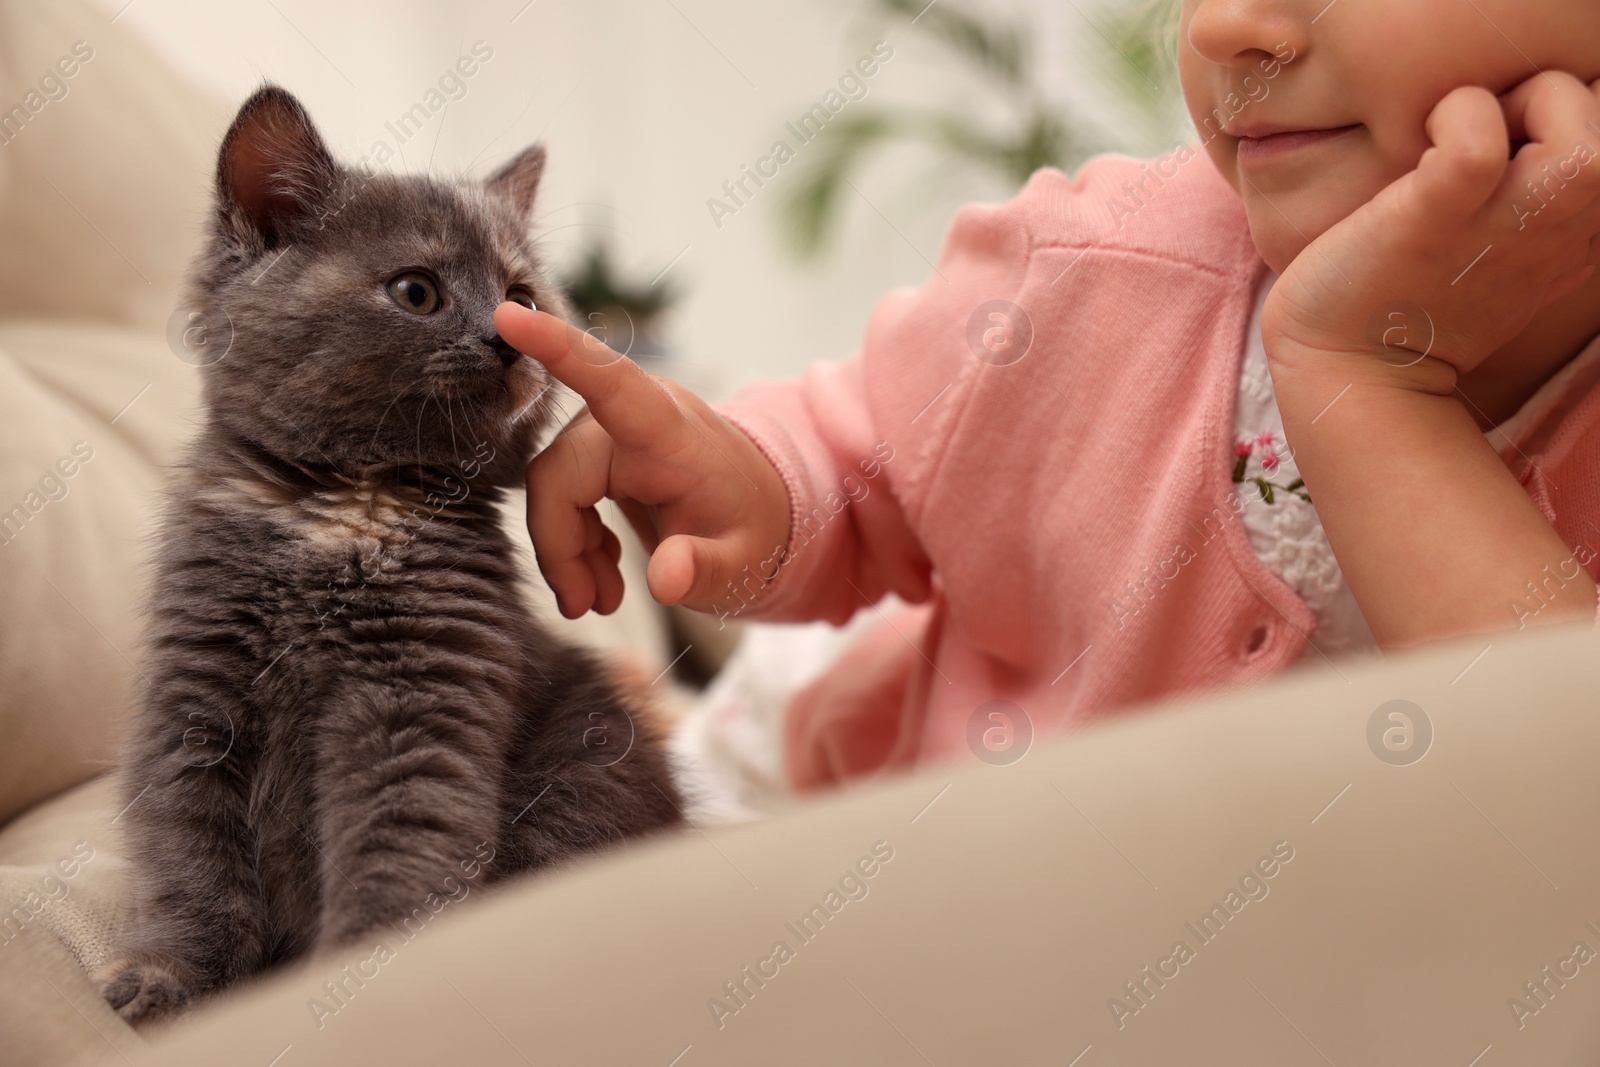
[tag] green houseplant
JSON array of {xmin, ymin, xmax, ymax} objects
[{"xmin": 778, "ymin": 0, "xmax": 1185, "ymax": 260}]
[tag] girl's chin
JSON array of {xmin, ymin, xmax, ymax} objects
[
  {"xmin": 1244, "ymin": 198, "xmax": 1347, "ymax": 275},
  {"xmin": 1245, "ymin": 230, "xmax": 1306, "ymax": 276}
]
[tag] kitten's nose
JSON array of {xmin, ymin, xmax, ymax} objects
[{"xmin": 486, "ymin": 334, "xmax": 522, "ymax": 370}]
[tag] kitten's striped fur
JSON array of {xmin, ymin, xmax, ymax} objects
[{"xmin": 98, "ymin": 86, "xmax": 682, "ymax": 1025}]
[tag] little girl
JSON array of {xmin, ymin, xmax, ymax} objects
[{"xmin": 497, "ymin": 0, "xmax": 1600, "ymax": 808}]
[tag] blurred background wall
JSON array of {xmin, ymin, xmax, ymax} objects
[{"xmin": 87, "ymin": 0, "xmax": 1189, "ymax": 400}]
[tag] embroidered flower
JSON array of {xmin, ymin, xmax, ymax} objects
[{"xmin": 1232, "ymin": 428, "xmax": 1310, "ymax": 504}]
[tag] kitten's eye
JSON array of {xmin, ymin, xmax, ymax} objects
[
  {"xmin": 387, "ymin": 272, "xmax": 441, "ymax": 315},
  {"xmin": 506, "ymin": 286, "xmax": 536, "ymax": 310}
]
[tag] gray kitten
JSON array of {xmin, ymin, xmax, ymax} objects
[{"xmin": 97, "ymin": 86, "xmax": 683, "ymax": 1025}]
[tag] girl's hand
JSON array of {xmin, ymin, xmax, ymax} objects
[
  {"xmin": 1262, "ymin": 71, "xmax": 1600, "ymax": 381},
  {"xmin": 1255, "ymin": 72, "xmax": 1600, "ymax": 650},
  {"xmin": 494, "ymin": 303, "xmax": 792, "ymax": 618}
]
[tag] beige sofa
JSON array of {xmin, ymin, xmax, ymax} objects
[{"xmin": 5, "ymin": 2, "xmax": 1600, "ymax": 1065}]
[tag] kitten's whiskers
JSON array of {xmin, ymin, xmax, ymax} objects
[
  {"xmin": 368, "ymin": 362, "xmax": 416, "ymax": 452},
  {"xmin": 506, "ymin": 364, "xmax": 551, "ymax": 428},
  {"xmin": 442, "ymin": 375, "xmax": 461, "ymax": 458}
]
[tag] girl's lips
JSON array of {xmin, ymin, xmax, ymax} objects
[{"xmin": 1236, "ymin": 124, "xmax": 1362, "ymax": 162}]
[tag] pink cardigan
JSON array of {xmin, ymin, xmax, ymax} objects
[{"xmin": 714, "ymin": 150, "xmax": 1600, "ymax": 792}]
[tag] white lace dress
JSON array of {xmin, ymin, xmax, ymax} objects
[
  {"xmin": 1232, "ymin": 270, "xmax": 1600, "ymax": 662},
  {"xmin": 1231, "ymin": 273, "xmax": 1379, "ymax": 660}
]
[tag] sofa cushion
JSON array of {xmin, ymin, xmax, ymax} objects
[
  {"xmin": 0, "ymin": 322, "xmax": 200, "ymax": 825},
  {"xmin": 0, "ymin": 775, "xmax": 137, "ymax": 1066},
  {"xmin": 0, "ymin": 0, "xmax": 232, "ymax": 332},
  {"xmin": 0, "ymin": 0, "xmax": 231, "ymax": 824}
]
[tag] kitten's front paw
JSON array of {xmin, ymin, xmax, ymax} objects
[{"xmin": 96, "ymin": 957, "xmax": 192, "ymax": 1026}]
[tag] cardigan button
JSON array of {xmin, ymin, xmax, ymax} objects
[{"xmin": 1242, "ymin": 623, "xmax": 1271, "ymax": 656}]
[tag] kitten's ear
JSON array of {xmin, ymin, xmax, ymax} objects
[
  {"xmin": 485, "ymin": 144, "xmax": 546, "ymax": 217},
  {"xmin": 216, "ymin": 85, "xmax": 337, "ymax": 248}
]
